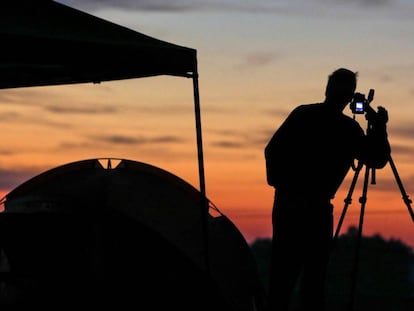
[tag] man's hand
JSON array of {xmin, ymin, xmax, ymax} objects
[
  {"xmin": 367, "ymin": 106, "xmax": 388, "ymax": 133},
  {"xmin": 376, "ymin": 106, "xmax": 388, "ymax": 125},
  {"xmin": 366, "ymin": 105, "xmax": 388, "ymax": 127}
]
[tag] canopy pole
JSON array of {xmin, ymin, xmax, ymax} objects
[{"xmin": 192, "ymin": 62, "xmax": 210, "ymax": 276}]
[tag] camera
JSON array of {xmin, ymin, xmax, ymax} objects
[
  {"xmin": 350, "ymin": 89, "xmax": 375, "ymax": 115},
  {"xmin": 350, "ymin": 92, "xmax": 367, "ymax": 114}
]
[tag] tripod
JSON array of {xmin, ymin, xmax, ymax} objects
[
  {"xmin": 331, "ymin": 152, "xmax": 414, "ymax": 311},
  {"xmin": 330, "ymin": 90, "xmax": 414, "ymax": 310}
]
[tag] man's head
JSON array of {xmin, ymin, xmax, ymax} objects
[{"xmin": 325, "ymin": 68, "xmax": 358, "ymax": 109}]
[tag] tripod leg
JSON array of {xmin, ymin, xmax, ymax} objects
[
  {"xmin": 388, "ymin": 155, "xmax": 414, "ymax": 222},
  {"xmin": 332, "ymin": 163, "xmax": 362, "ymax": 250},
  {"xmin": 348, "ymin": 165, "xmax": 371, "ymax": 311}
]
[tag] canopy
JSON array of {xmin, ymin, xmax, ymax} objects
[{"xmin": 0, "ymin": 1, "xmax": 197, "ymax": 88}]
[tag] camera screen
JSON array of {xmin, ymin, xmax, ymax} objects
[{"xmin": 355, "ymin": 102, "xmax": 364, "ymax": 112}]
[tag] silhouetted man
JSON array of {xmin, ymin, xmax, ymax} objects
[{"xmin": 264, "ymin": 68, "xmax": 390, "ymax": 311}]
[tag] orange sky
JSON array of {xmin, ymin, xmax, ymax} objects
[{"xmin": 1, "ymin": 1, "xmax": 413, "ymax": 250}]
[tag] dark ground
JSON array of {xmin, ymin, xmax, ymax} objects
[{"xmin": 250, "ymin": 226, "xmax": 414, "ymax": 311}]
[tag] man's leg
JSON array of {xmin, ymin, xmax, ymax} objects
[
  {"xmin": 269, "ymin": 206, "xmax": 305, "ymax": 311},
  {"xmin": 301, "ymin": 205, "xmax": 333, "ymax": 311}
]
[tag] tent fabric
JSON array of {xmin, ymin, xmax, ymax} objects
[
  {"xmin": 0, "ymin": 210, "xmax": 229, "ymax": 308},
  {"xmin": 0, "ymin": 158, "xmax": 266, "ymax": 309},
  {"xmin": 0, "ymin": 1, "xmax": 197, "ymax": 89}
]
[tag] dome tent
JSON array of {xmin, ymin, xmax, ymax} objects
[{"xmin": 0, "ymin": 158, "xmax": 265, "ymax": 309}]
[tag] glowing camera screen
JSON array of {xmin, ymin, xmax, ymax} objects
[{"xmin": 355, "ymin": 102, "xmax": 364, "ymax": 112}]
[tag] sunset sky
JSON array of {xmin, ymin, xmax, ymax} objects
[{"xmin": 1, "ymin": 0, "xmax": 413, "ymax": 249}]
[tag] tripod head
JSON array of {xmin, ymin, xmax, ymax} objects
[{"xmin": 350, "ymin": 89, "xmax": 389, "ymax": 182}]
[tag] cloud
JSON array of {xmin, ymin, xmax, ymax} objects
[
  {"xmin": 238, "ymin": 51, "xmax": 281, "ymax": 69},
  {"xmin": 87, "ymin": 133, "xmax": 187, "ymax": 146},
  {"xmin": 58, "ymin": 0, "xmax": 197, "ymax": 12},
  {"xmin": 133, "ymin": 104, "xmax": 194, "ymax": 115},
  {"xmin": 0, "ymin": 111, "xmax": 71, "ymax": 129},
  {"xmin": 0, "ymin": 89, "xmax": 48, "ymax": 107},
  {"xmin": 211, "ymin": 140, "xmax": 244, "ymax": 149},
  {"xmin": 348, "ymin": 0, "xmax": 391, "ymax": 6},
  {"xmin": 59, "ymin": 0, "xmax": 283, "ymax": 14},
  {"xmin": 387, "ymin": 144, "xmax": 414, "ymax": 159},
  {"xmin": 0, "ymin": 111, "xmax": 20, "ymax": 121},
  {"xmin": 44, "ymin": 105, "xmax": 117, "ymax": 114},
  {"xmin": 391, "ymin": 126, "xmax": 414, "ymax": 140},
  {"xmin": 364, "ymin": 173, "xmax": 414, "ymax": 193},
  {"xmin": 262, "ymin": 107, "xmax": 291, "ymax": 118},
  {"xmin": 0, "ymin": 149, "xmax": 15, "ymax": 156},
  {"xmin": 0, "ymin": 167, "xmax": 40, "ymax": 190},
  {"xmin": 208, "ymin": 128, "xmax": 268, "ymax": 150},
  {"xmin": 53, "ymin": 133, "xmax": 186, "ymax": 154},
  {"xmin": 57, "ymin": 0, "xmax": 398, "ymax": 14}
]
